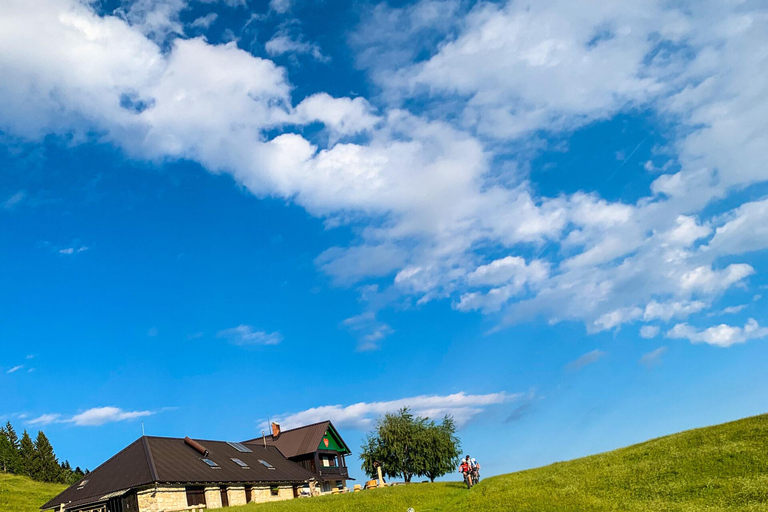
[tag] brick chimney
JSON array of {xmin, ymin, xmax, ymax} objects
[{"xmin": 271, "ymin": 422, "xmax": 281, "ymax": 439}]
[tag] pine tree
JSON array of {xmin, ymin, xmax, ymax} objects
[
  {"xmin": 33, "ymin": 431, "xmax": 61, "ymax": 482},
  {"xmin": 18, "ymin": 430, "xmax": 35, "ymax": 477},
  {"xmin": 0, "ymin": 421, "xmax": 21, "ymax": 473}
]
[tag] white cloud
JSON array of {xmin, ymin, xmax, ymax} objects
[
  {"xmin": 566, "ymin": 349, "xmax": 605, "ymax": 370},
  {"xmin": 269, "ymin": 0, "xmax": 292, "ymax": 14},
  {"xmin": 265, "ymin": 30, "xmax": 327, "ymax": 62},
  {"xmin": 59, "ymin": 245, "xmax": 88, "ymax": 255},
  {"xmin": 272, "ymin": 391, "xmax": 515, "ymax": 430},
  {"xmin": 0, "ymin": 0, "xmax": 767, "ymax": 339},
  {"xmin": 216, "ymin": 325, "xmax": 283, "ymax": 346},
  {"xmin": 639, "ymin": 325, "xmax": 660, "ymax": 339},
  {"xmin": 644, "ymin": 300, "xmax": 706, "ymax": 322},
  {"xmin": 723, "ymin": 305, "xmax": 747, "ymax": 314},
  {"xmin": 70, "ymin": 407, "xmax": 153, "ymax": 426},
  {"xmin": 190, "ymin": 12, "xmax": 217, "ymax": 30},
  {"xmin": 342, "ymin": 312, "xmax": 394, "ymax": 351},
  {"xmin": 27, "ymin": 407, "xmax": 154, "ymax": 426},
  {"xmin": 666, "ymin": 318, "xmax": 768, "ymax": 348},
  {"xmin": 707, "ymin": 198, "xmax": 768, "ymax": 256},
  {"xmin": 27, "ymin": 414, "xmax": 62, "ymax": 426},
  {"xmin": 294, "ymin": 93, "xmax": 379, "ymax": 137},
  {"xmin": 6, "ymin": 365, "xmax": 23, "ymax": 374},
  {"xmin": 639, "ymin": 346, "xmax": 667, "ymax": 367}
]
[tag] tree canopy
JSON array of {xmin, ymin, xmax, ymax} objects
[
  {"xmin": 360, "ymin": 408, "xmax": 461, "ymax": 483},
  {"xmin": 0, "ymin": 420, "xmax": 84, "ymax": 484}
]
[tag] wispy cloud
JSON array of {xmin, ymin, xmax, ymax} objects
[
  {"xmin": 28, "ymin": 406, "xmax": 156, "ymax": 427},
  {"xmin": 27, "ymin": 414, "xmax": 62, "ymax": 426},
  {"xmin": 190, "ymin": 12, "xmax": 217, "ymax": 30},
  {"xmin": 217, "ymin": 325, "xmax": 283, "ymax": 346},
  {"xmin": 566, "ymin": 350, "xmax": 606, "ymax": 371},
  {"xmin": 3, "ymin": 191, "xmax": 25, "ymax": 210},
  {"xmin": 59, "ymin": 245, "xmax": 88, "ymax": 255},
  {"xmin": 639, "ymin": 325, "xmax": 660, "ymax": 339},
  {"xmin": 6, "ymin": 365, "xmax": 24, "ymax": 374},
  {"xmin": 342, "ymin": 311, "xmax": 393, "ymax": 351},
  {"xmin": 639, "ymin": 346, "xmax": 668, "ymax": 368},
  {"xmin": 271, "ymin": 391, "xmax": 516, "ymax": 430}
]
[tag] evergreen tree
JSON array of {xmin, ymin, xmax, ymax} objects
[
  {"xmin": 18, "ymin": 430, "xmax": 35, "ymax": 477},
  {"xmin": 32, "ymin": 430, "xmax": 61, "ymax": 482},
  {"xmin": 0, "ymin": 421, "xmax": 21, "ymax": 473}
]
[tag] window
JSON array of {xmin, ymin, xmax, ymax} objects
[
  {"xmin": 231, "ymin": 458, "xmax": 250, "ymax": 469},
  {"xmin": 227, "ymin": 441, "xmax": 252, "ymax": 453},
  {"xmin": 186, "ymin": 487, "xmax": 206, "ymax": 506},
  {"xmin": 201, "ymin": 458, "xmax": 220, "ymax": 468},
  {"xmin": 258, "ymin": 459, "xmax": 275, "ymax": 470},
  {"xmin": 270, "ymin": 486, "xmax": 279, "ymax": 496},
  {"xmin": 77, "ymin": 479, "xmax": 89, "ymax": 490}
]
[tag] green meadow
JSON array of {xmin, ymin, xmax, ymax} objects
[{"xmin": 6, "ymin": 414, "xmax": 768, "ymax": 511}]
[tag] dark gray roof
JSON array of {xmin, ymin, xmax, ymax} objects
[
  {"xmin": 244, "ymin": 420, "xmax": 350, "ymax": 458},
  {"xmin": 41, "ymin": 436, "xmax": 315, "ymax": 511}
]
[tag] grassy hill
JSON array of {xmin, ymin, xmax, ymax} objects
[
  {"xmin": 0, "ymin": 473, "xmax": 66, "ymax": 512},
  {"xmin": 4, "ymin": 414, "xmax": 767, "ymax": 512},
  {"xmin": 229, "ymin": 413, "xmax": 768, "ymax": 512}
]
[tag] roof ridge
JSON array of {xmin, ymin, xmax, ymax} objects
[
  {"xmin": 142, "ymin": 436, "xmax": 159, "ymax": 482},
  {"xmin": 247, "ymin": 420, "xmax": 330, "ymax": 441}
]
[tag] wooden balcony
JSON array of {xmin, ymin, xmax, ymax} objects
[{"xmin": 318, "ymin": 466, "xmax": 349, "ymax": 479}]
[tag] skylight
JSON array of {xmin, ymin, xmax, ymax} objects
[
  {"xmin": 227, "ymin": 441, "xmax": 252, "ymax": 453},
  {"xmin": 77, "ymin": 480, "xmax": 89, "ymax": 490},
  {"xmin": 231, "ymin": 458, "xmax": 250, "ymax": 469},
  {"xmin": 258, "ymin": 459, "xmax": 275, "ymax": 470},
  {"xmin": 201, "ymin": 458, "xmax": 220, "ymax": 468}
]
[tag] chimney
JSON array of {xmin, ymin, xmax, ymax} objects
[
  {"xmin": 271, "ymin": 422, "xmax": 281, "ymax": 439},
  {"xmin": 184, "ymin": 436, "xmax": 209, "ymax": 457}
]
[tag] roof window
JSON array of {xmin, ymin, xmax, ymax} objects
[
  {"xmin": 231, "ymin": 458, "xmax": 250, "ymax": 469},
  {"xmin": 227, "ymin": 442, "xmax": 252, "ymax": 453},
  {"xmin": 258, "ymin": 459, "xmax": 275, "ymax": 470},
  {"xmin": 201, "ymin": 458, "xmax": 220, "ymax": 469},
  {"xmin": 77, "ymin": 479, "xmax": 89, "ymax": 490}
]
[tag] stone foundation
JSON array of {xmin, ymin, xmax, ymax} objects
[
  {"xmin": 133, "ymin": 484, "xmax": 298, "ymax": 511},
  {"xmin": 136, "ymin": 486, "xmax": 187, "ymax": 512}
]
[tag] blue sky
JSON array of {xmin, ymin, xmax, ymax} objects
[{"xmin": 2, "ymin": 0, "xmax": 768, "ymax": 481}]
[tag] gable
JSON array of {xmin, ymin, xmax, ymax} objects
[{"xmin": 318, "ymin": 425, "xmax": 349, "ymax": 454}]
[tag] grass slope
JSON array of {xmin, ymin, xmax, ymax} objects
[
  {"xmin": 229, "ymin": 414, "xmax": 768, "ymax": 512},
  {"xmin": 0, "ymin": 473, "xmax": 66, "ymax": 512}
]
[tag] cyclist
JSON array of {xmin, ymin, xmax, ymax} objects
[
  {"xmin": 470, "ymin": 458, "xmax": 480, "ymax": 483},
  {"xmin": 459, "ymin": 457, "xmax": 473, "ymax": 488}
]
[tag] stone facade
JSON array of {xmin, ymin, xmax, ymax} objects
[
  {"xmin": 131, "ymin": 484, "xmax": 297, "ymax": 511},
  {"xmin": 247, "ymin": 485, "xmax": 295, "ymax": 503},
  {"xmin": 226, "ymin": 486, "xmax": 247, "ymax": 507},
  {"xmin": 136, "ymin": 486, "xmax": 187, "ymax": 512}
]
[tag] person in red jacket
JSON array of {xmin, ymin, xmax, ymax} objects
[{"xmin": 459, "ymin": 457, "xmax": 473, "ymax": 488}]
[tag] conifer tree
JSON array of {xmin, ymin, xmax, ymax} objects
[
  {"xmin": 18, "ymin": 430, "xmax": 35, "ymax": 477},
  {"xmin": 33, "ymin": 430, "xmax": 61, "ymax": 482},
  {"xmin": 0, "ymin": 421, "xmax": 21, "ymax": 473}
]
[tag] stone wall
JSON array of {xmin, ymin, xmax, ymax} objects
[
  {"xmin": 136, "ymin": 486, "xmax": 187, "ymax": 512},
  {"xmin": 226, "ymin": 486, "xmax": 248, "ymax": 507},
  {"xmin": 248, "ymin": 485, "xmax": 295, "ymax": 503},
  {"xmin": 134, "ymin": 483, "xmax": 297, "ymax": 511},
  {"xmin": 203, "ymin": 487, "xmax": 223, "ymax": 509}
]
